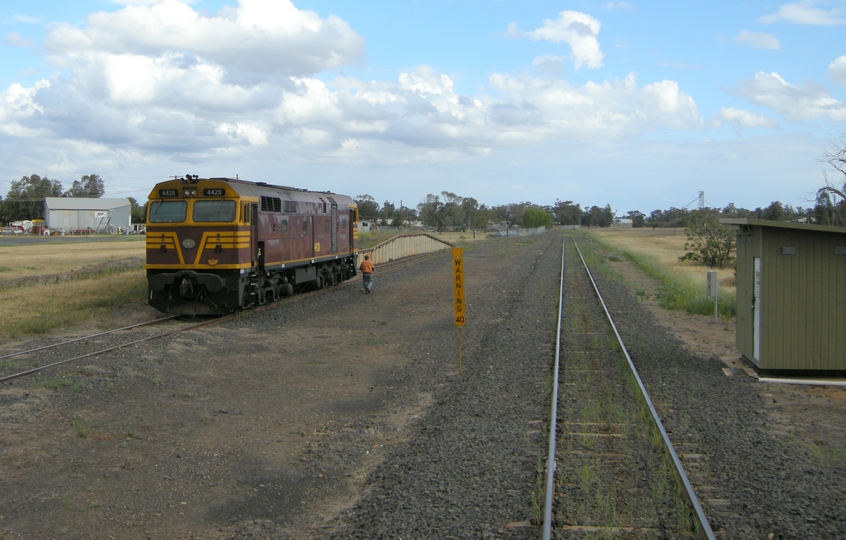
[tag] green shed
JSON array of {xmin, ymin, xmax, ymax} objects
[{"xmin": 722, "ymin": 219, "xmax": 846, "ymax": 373}]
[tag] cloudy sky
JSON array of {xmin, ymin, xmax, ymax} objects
[{"xmin": 1, "ymin": 0, "xmax": 844, "ymax": 215}]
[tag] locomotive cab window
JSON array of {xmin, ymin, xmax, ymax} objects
[
  {"xmin": 193, "ymin": 200, "xmax": 236, "ymax": 222},
  {"xmin": 324, "ymin": 220, "xmax": 330, "ymax": 232},
  {"xmin": 302, "ymin": 219, "xmax": 308, "ymax": 234},
  {"xmin": 281, "ymin": 219, "xmax": 288, "ymax": 234},
  {"xmin": 149, "ymin": 200, "xmax": 187, "ymax": 223}
]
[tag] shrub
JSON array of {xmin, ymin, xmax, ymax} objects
[{"xmin": 678, "ymin": 217, "xmax": 735, "ymax": 268}]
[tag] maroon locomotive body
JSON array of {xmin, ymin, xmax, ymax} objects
[{"xmin": 146, "ymin": 176, "xmax": 359, "ymax": 315}]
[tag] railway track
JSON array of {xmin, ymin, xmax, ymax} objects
[
  {"xmin": 0, "ymin": 251, "xmax": 445, "ymax": 384},
  {"xmin": 542, "ymin": 237, "xmax": 716, "ymax": 538}
]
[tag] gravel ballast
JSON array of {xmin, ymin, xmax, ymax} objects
[{"xmin": 1, "ymin": 231, "xmax": 844, "ymax": 539}]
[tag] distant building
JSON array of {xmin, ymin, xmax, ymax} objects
[
  {"xmin": 44, "ymin": 197, "xmax": 131, "ymax": 234},
  {"xmin": 359, "ymin": 220, "xmax": 383, "ymax": 232}
]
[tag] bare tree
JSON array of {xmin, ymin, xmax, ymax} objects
[{"xmin": 816, "ymin": 133, "xmax": 846, "ymax": 226}]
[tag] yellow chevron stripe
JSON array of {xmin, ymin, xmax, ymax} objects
[
  {"xmin": 194, "ymin": 231, "xmax": 251, "ymax": 265},
  {"xmin": 146, "ymin": 232, "xmax": 184, "ymax": 264}
]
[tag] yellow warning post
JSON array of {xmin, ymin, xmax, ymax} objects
[{"xmin": 452, "ymin": 247, "xmax": 465, "ymax": 373}]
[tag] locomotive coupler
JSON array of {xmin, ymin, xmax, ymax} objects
[{"xmin": 179, "ymin": 278, "xmax": 195, "ymax": 299}]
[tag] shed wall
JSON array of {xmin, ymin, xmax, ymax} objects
[
  {"xmin": 737, "ymin": 226, "xmax": 846, "ymax": 370},
  {"xmin": 761, "ymin": 229, "xmax": 846, "ymax": 370},
  {"xmin": 47, "ymin": 206, "xmax": 131, "ymax": 232}
]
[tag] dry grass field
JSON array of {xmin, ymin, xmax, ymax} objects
[
  {"xmin": 0, "ymin": 237, "xmax": 146, "ymax": 280},
  {"xmin": 0, "ymin": 237, "xmax": 149, "ymax": 339},
  {"xmin": 2, "ymin": 228, "xmax": 716, "ymax": 340},
  {"xmin": 585, "ymin": 227, "xmax": 736, "ymax": 288}
]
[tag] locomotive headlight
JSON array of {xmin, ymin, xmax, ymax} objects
[
  {"xmin": 184, "ymin": 187, "xmax": 198, "ymax": 197},
  {"xmin": 182, "ymin": 238, "xmax": 196, "ymax": 249}
]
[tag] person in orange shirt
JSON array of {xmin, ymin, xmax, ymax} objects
[{"xmin": 359, "ymin": 254, "xmax": 374, "ymax": 294}]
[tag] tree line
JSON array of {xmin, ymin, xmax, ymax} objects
[
  {"xmin": 4, "ymin": 134, "xmax": 844, "ymax": 232},
  {"xmin": 359, "ymin": 134, "xmax": 846, "ymax": 232},
  {"xmin": 355, "ymin": 193, "xmax": 611, "ymax": 232}
]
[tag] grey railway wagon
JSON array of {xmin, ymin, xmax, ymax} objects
[{"xmin": 722, "ymin": 219, "xmax": 846, "ymax": 372}]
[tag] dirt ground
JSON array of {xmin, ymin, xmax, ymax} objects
[
  {"xmin": 0, "ymin": 245, "xmax": 463, "ymax": 539},
  {"xmin": 1, "ymin": 235, "xmax": 845, "ymax": 539}
]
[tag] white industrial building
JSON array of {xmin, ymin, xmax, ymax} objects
[{"xmin": 44, "ymin": 197, "xmax": 131, "ymax": 234}]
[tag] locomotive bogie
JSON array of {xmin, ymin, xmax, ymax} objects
[{"xmin": 145, "ymin": 176, "xmax": 358, "ymax": 315}]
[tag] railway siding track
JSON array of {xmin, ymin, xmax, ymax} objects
[
  {"xmin": 0, "ymin": 253, "xmax": 443, "ymax": 385},
  {"xmin": 547, "ymin": 238, "xmax": 715, "ymax": 538},
  {"xmin": 558, "ymin": 234, "xmax": 846, "ymax": 539}
]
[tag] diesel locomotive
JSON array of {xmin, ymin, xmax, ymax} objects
[{"xmin": 145, "ymin": 176, "xmax": 359, "ymax": 315}]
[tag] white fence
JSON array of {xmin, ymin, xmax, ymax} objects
[{"xmin": 360, "ymin": 232, "xmax": 454, "ymax": 264}]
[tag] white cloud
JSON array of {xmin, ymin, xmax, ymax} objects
[
  {"xmin": 44, "ymin": 0, "xmax": 366, "ymax": 78},
  {"xmin": 0, "ymin": 0, "xmax": 706, "ymax": 170},
  {"xmin": 716, "ymin": 107, "xmax": 779, "ymax": 129},
  {"xmin": 735, "ymin": 71, "xmax": 846, "ymax": 120},
  {"xmin": 511, "ymin": 11, "xmax": 604, "ymax": 69},
  {"xmin": 603, "ymin": 2, "xmax": 634, "ymax": 10},
  {"xmin": 532, "ymin": 55, "xmax": 566, "ymax": 75},
  {"xmin": 12, "ymin": 15, "xmax": 43, "ymax": 24},
  {"xmin": 829, "ymin": 56, "xmax": 846, "ymax": 87},
  {"xmin": 4, "ymin": 31, "xmax": 34, "ymax": 47},
  {"xmin": 734, "ymin": 30, "xmax": 780, "ymax": 49},
  {"xmin": 488, "ymin": 73, "xmax": 701, "ymax": 136},
  {"xmin": 759, "ymin": 1, "xmax": 846, "ymax": 25},
  {"xmin": 0, "ymin": 81, "xmax": 50, "ymax": 137}
]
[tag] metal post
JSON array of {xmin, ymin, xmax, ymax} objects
[
  {"xmin": 458, "ymin": 326, "xmax": 463, "ymax": 373},
  {"xmin": 707, "ymin": 271, "xmax": 718, "ymax": 322}
]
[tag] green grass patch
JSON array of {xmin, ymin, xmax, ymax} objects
[
  {"xmin": 38, "ymin": 376, "xmax": 75, "ymax": 390},
  {"xmin": 809, "ymin": 439, "xmax": 846, "ymax": 464},
  {"xmin": 72, "ymin": 419, "xmax": 91, "ymax": 438}
]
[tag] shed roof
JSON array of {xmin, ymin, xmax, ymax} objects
[
  {"xmin": 45, "ymin": 197, "xmax": 130, "ymax": 211},
  {"xmin": 720, "ymin": 218, "xmax": 846, "ymax": 235}
]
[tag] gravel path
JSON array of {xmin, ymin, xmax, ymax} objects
[{"xmin": 326, "ymin": 232, "xmax": 563, "ymax": 539}]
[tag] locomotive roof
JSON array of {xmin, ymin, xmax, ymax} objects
[
  {"xmin": 207, "ymin": 177, "xmax": 310, "ymax": 193},
  {"xmin": 150, "ymin": 177, "xmax": 354, "ymax": 204}
]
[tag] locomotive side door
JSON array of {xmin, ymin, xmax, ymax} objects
[
  {"xmin": 330, "ymin": 201, "xmax": 338, "ymax": 253},
  {"xmin": 250, "ymin": 203, "xmax": 259, "ymax": 271}
]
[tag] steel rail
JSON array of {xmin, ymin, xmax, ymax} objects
[
  {"xmin": 0, "ymin": 316, "xmax": 180, "ymax": 361},
  {"xmin": 573, "ymin": 238, "xmax": 716, "ymax": 540},
  {"xmin": 0, "ymin": 316, "xmax": 225, "ymax": 384},
  {"xmin": 541, "ymin": 237, "xmax": 566, "ymax": 540}
]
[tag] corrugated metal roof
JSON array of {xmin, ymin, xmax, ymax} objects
[
  {"xmin": 721, "ymin": 218, "xmax": 846, "ymax": 235},
  {"xmin": 44, "ymin": 197, "xmax": 130, "ymax": 210}
]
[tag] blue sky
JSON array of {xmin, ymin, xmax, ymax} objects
[{"xmin": 1, "ymin": 0, "xmax": 844, "ymax": 215}]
